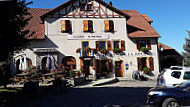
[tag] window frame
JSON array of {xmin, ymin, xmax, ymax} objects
[
  {"xmin": 80, "ymin": 4, "xmax": 86, "ymax": 11},
  {"xmin": 87, "ymin": 4, "xmax": 93, "ymax": 11},
  {"xmin": 113, "ymin": 41, "xmax": 120, "ymax": 49},
  {"xmin": 99, "ymin": 41, "xmax": 106, "ymax": 50}
]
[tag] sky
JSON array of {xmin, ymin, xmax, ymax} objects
[{"xmin": 26, "ymin": 0, "xmax": 190, "ymax": 53}]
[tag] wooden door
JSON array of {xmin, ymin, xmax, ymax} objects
[
  {"xmin": 83, "ymin": 60, "xmax": 90, "ymax": 75},
  {"xmin": 115, "ymin": 61, "xmax": 124, "ymax": 77}
]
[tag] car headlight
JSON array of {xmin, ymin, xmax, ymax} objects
[{"xmin": 149, "ymin": 91, "xmax": 163, "ymax": 96}]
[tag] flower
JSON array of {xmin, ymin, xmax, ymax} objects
[
  {"xmin": 85, "ymin": 47, "xmax": 92, "ymax": 53},
  {"xmin": 142, "ymin": 67, "xmax": 150, "ymax": 75},
  {"xmin": 113, "ymin": 48, "xmax": 123, "ymax": 53},
  {"xmin": 140, "ymin": 47, "xmax": 149, "ymax": 53},
  {"xmin": 99, "ymin": 49, "xmax": 108, "ymax": 54},
  {"xmin": 76, "ymin": 48, "xmax": 81, "ymax": 53}
]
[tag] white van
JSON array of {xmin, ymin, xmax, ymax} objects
[{"xmin": 158, "ymin": 66, "xmax": 190, "ymax": 86}]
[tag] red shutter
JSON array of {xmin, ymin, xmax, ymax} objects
[
  {"xmin": 96, "ymin": 41, "xmax": 99, "ymax": 51},
  {"xmin": 121, "ymin": 40, "xmax": 125, "ymax": 51},
  {"xmin": 105, "ymin": 20, "xmax": 109, "ymax": 32},
  {"xmin": 88, "ymin": 20, "xmax": 93, "ymax": 32},
  {"xmin": 137, "ymin": 58, "xmax": 142, "ymax": 70},
  {"xmin": 109, "ymin": 20, "xmax": 114, "ymax": 32},
  {"xmin": 93, "ymin": 58, "xmax": 96, "ymax": 70},
  {"xmin": 61, "ymin": 20, "xmax": 66, "ymax": 32},
  {"xmin": 136, "ymin": 40, "xmax": 140, "ymax": 50},
  {"xmin": 149, "ymin": 57, "xmax": 154, "ymax": 71},
  {"xmin": 107, "ymin": 41, "xmax": 111, "ymax": 51},
  {"xmin": 147, "ymin": 40, "xmax": 151, "ymax": 50},
  {"xmin": 109, "ymin": 59, "xmax": 113, "ymax": 72}
]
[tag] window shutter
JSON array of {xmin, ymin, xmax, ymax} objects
[
  {"xmin": 65, "ymin": 20, "xmax": 71, "ymax": 32},
  {"xmin": 137, "ymin": 58, "xmax": 142, "ymax": 70},
  {"xmin": 105, "ymin": 20, "xmax": 109, "ymax": 31},
  {"xmin": 88, "ymin": 20, "xmax": 93, "ymax": 32},
  {"xmin": 83, "ymin": 20, "xmax": 88, "ymax": 31},
  {"xmin": 93, "ymin": 58, "xmax": 96, "ymax": 70},
  {"xmin": 147, "ymin": 40, "xmax": 151, "ymax": 50},
  {"xmin": 96, "ymin": 41, "xmax": 99, "ymax": 51},
  {"xmin": 149, "ymin": 57, "xmax": 154, "ymax": 71},
  {"xmin": 121, "ymin": 40, "xmax": 125, "ymax": 51},
  {"xmin": 107, "ymin": 41, "xmax": 111, "ymax": 51},
  {"xmin": 109, "ymin": 59, "xmax": 113, "ymax": 72},
  {"xmin": 109, "ymin": 20, "xmax": 114, "ymax": 32},
  {"xmin": 61, "ymin": 20, "xmax": 66, "ymax": 32},
  {"xmin": 136, "ymin": 40, "xmax": 140, "ymax": 50}
]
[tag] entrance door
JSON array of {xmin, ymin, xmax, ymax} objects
[
  {"xmin": 115, "ymin": 61, "xmax": 124, "ymax": 77},
  {"xmin": 83, "ymin": 60, "xmax": 90, "ymax": 76}
]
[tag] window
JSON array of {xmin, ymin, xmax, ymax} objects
[
  {"xmin": 113, "ymin": 41, "xmax": 119, "ymax": 49},
  {"xmin": 87, "ymin": 4, "xmax": 92, "ymax": 11},
  {"xmin": 61, "ymin": 20, "xmax": 71, "ymax": 32},
  {"xmin": 137, "ymin": 57, "xmax": 154, "ymax": 71},
  {"xmin": 184, "ymin": 72, "xmax": 190, "ymax": 80},
  {"xmin": 82, "ymin": 41, "xmax": 89, "ymax": 52},
  {"xmin": 105, "ymin": 20, "xmax": 114, "ymax": 32},
  {"xmin": 141, "ymin": 58, "xmax": 147, "ymax": 69},
  {"xmin": 171, "ymin": 71, "xmax": 181, "ymax": 79},
  {"xmin": 137, "ymin": 40, "xmax": 151, "ymax": 50},
  {"xmin": 80, "ymin": 4, "xmax": 86, "ymax": 11},
  {"xmin": 83, "ymin": 20, "xmax": 93, "ymax": 32},
  {"xmin": 99, "ymin": 41, "xmax": 106, "ymax": 50}
]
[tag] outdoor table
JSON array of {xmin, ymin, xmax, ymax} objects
[{"xmin": 14, "ymin": 73, "xmax": 31, "ymax": 83}]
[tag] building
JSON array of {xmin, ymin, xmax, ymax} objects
[
  {"xmin": 11, "ymin": 0, "xmax": 161, "ymax": 79},
  {"xmin": 158, "ymin": 42, "xmax": 183, "ymax": 71}
]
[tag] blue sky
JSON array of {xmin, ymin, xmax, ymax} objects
[{"xmin": 26, "ymin": 0, "xmax": 190, "ymax": 53}]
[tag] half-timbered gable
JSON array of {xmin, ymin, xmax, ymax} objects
[{"xmin": 41, "ymin": 0, "xmax": 129, "ymax": 19}]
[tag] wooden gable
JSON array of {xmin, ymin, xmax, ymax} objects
[{"xmin": 41, "ymin": 0, "xmax": 129, "ymax": 19}]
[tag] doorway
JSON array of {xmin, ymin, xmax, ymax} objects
[
  {"xmin": 115, "ymin": 61, "xmax": 124, "ymax": 77},
  {"xmin": 83, "ymin": 60, "xmax": 90, "ymax": 76}
]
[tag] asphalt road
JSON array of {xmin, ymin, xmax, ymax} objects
[{"xmin": 8, "ymin": 80, "xmax": 156, "ymax": 107}]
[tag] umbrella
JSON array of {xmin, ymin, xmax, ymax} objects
[
  {"xmin": 46, "ymin": 54, "xmax": 51, "ymax": 70},
  {"xmin": 51, "ymin": 56, "xmax": 56, "ymax": 70},
  {"xmin": 23, "ymin": 57, "xmax": 29, "ymax": 70},
  {"xmin": 19, "ymin": 57, "xmax": 23, "ymax": 70}
]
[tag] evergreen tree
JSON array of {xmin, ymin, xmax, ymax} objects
[
  {"xmin": 183, "ymin": 30, "xmax": 190, "ymax": 66},
  {"xmin": 0, "ymin": 0, "xmax": 32, "ymax": 62}
]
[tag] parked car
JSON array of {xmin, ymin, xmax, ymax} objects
[
  {"xmin": 157, "ymin": 66, "xmax": 190, "ymax": 86},
  {"xmin": 147, "ymin": 81, "xmax": 190, "ymax": 107}
]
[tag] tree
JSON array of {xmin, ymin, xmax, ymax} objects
[
  {"xmin": 0, "ymin": 0, "xmax": 32, "ymax": 62},
  {"xmin": 183, "ymin": 30, "xmax": 190, "ymax": 66},
  {"xmin": 0, "ymin": 0, "xmax": 32, "ymax": 88}
]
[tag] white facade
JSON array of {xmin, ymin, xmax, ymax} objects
[{"xmin": 12, "ymin": 0, "xmax": 160, "ymax": 80}]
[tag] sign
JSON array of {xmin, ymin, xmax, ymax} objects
[
  {"xmin": 125, "ymin": 64, "xmax": 129, "ymax": 70},
  {"xmin": 68, "ymin": 35, "xmax": 109, "ymax": 40}
]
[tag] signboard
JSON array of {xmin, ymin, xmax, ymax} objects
[
  {"xmin": 68, "ymin": 35, "xmax": 109, "ymax": 40},
  {"xmin": 125, "ymin": 64, "xmax": 129, "ymax": 70}
]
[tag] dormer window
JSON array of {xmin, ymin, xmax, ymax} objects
[
  {"xmin": 80, "ymin": 4, "xmax": 93, "ymax": 11},
  {"xmin": 87, "ymin": 4, "xmax": 92, "ymax": 11}
]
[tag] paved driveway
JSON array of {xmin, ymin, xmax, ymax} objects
[{"xmin": 9, "ymin": 80, "xmax": 156, "ymax": 107}]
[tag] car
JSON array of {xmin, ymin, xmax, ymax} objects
[
  {"xmin": 157, "ymin": 66, "xmax": 190, "ymax": 86},
  {"xmin": 147, "ymin": 81, "xmax": 190, "ymax": 107}
]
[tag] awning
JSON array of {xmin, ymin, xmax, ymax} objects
[{"xmin": 34, "ymin": 49, "xmax": 59, "ymax": 53}]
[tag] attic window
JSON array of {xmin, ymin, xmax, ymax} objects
[
  {"xmin": 80, "ymin": 4, "xmax": 86, "ymax": 11},
  {"xmin": 87, "ymin": 4, "xmax": 92, "ymax": 11}
]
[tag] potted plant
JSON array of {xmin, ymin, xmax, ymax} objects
[
  {"xmin": 93, "ymin": 48, "xmax": 98, "ymax": 54},
  {"xmin": 140, "ymin": 47, "xmax": 149, "ymax": 54},
  {"xmin": 76, "ymin": 48, "xmax": 81, "ymax": 53},
  {"xmin": 113, "ymin": 48, "xmax": 123, "ymax": 54},
  {"xmin": 142, "ymin": 67, "xmax": 150, "ymax": 75},
  {"xmin": 99, "ymin": 49, "xmax": 108, "ymax": 55}
]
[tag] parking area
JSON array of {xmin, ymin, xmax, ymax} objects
[{"xmin": 8, "ymin": 80, "xmax": 157, "ymax": 107}]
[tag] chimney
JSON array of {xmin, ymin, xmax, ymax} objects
[{"xmin": 109, "ymin": 1, "xmax": 113, "ymax": 6}]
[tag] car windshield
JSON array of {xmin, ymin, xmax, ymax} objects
[{"xmin": 184, "ymin": 72, "xmax": 190, "ymax": 80}]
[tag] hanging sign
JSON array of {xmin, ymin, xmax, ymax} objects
[{"xmin": 125, "ymin": 64, "xmax": 129, "ymax": 70}]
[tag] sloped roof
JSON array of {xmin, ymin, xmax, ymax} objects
[
  {"xmin": 25, "ymin": 8, "xmax": 51, "ymax": 39},
  {"xmin": 121, "ymin": 10, "xmax": 160, "ymax": 38},
  {"xmin": 40, "ymin": 0, "xmax": 130, "ymax": 19},
  {"xmin": 142, "ymin": 14, "xmax": 153, "ymax": 23},
  {"xmin": 158, "ymin": 42, "xmax": 173, "ymax": 50}
]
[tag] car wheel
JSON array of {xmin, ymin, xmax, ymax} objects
[{"xmin": 162, "ymin": 98, "xmax": 180, "ymax": 107}]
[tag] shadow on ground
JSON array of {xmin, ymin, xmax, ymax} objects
[{"xmin": 8, "ymin": 86, "xmax": 151, "ymax": 107}]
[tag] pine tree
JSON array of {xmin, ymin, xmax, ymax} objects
[{"xmin": 183, "ymin": 30, "xmax": 190, "ymax": 66}]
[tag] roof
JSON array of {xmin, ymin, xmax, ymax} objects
[
  {"xmin": 25, "ymin": 8, "xmax": 51, "ymax": 39},
  {"xmin": 34, "ymin": 49, "xmax": 59, "ymax": 53},
  {"xmin": 40, "ymin": 0, "xmax": 130, "ymax": 19},
  {"xmin": 158, "ymin": 42, "xmax": 173, "ymax": 50},
  {"xmin": 121, "ymin": 10, "xmax": 160, "ymax": 38},
  {"xmin": 142, "ymin": 14, "xmax": 153, "ymax": 23}
]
